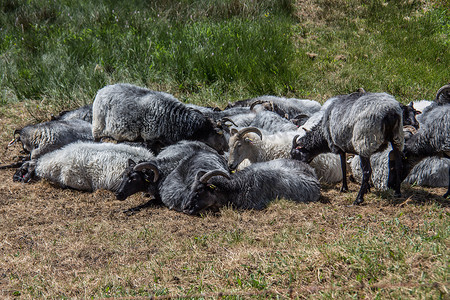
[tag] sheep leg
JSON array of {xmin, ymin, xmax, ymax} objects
[
  {"xmin": 391, "ymin": 147, "xmax": 403, "ymax": 197},
  {"xmin": 354, "ymin": 156, "xmax": 372, "ymax": 205},
  {"xmin": 444, "ymin": 167, "xmax": 450, "ymax": 198},
  {"xmin": 339, "ymin": 152, "xmax": 348, "ymax": 192}
]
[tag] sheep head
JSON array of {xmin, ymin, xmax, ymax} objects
[
  {"xmin": 290, "ymin": 134, "xmax": 313, "ymax": 163},
  {"xmin": 401, "ymin": 102, "xmax": 420, "ymax": 129},
  {"xmin": 182, "ymin": 170, "xmax": 230, "ymax": 215},
  {"xmin": 197, "ymin": 119, "xmax": 229, "ymax": 155},
  {"xmin": 115, "ymin": 159, "xmax": 159, "ymax": 201},
  {"xmin": 227, "ymin": 127, "xmax": 262, "ymax": 170}
]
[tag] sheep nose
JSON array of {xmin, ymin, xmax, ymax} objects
[{"xmin": 115, "ymin": 192, "xmax": 125, "ymax": 201}]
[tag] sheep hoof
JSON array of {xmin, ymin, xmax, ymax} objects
[
  {"xmin": 340, "ymin": 186, "xmax": 348, "ymax": 193},
  {"xmin": 353, "ymin": 198, "xmax": 364, "ymax": 205},
  {"xmin": 443, "ymin": 192, "xmax": 449, "ymax": 199}
]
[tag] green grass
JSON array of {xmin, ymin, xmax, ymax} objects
[{"xmin": 1, "ymin": 0, "xmax": 448, "ymax": 110}]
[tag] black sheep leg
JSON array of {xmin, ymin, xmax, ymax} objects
[
  {"xmin": 339, "ymin": 151, "xmax": 348, "ymax": 192},
  {"xmin": 354, "ymin": 156, "xmax": 372, "ymax": 205}
]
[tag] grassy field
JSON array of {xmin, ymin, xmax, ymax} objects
[{"xmin": 0, "ymin": 0, "xmax": 449, "ymax": 298}]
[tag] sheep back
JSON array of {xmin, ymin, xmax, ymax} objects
[
  {"xmin": 35, "ymin": 142, "xmax": 154, "ymax": 192},
  {"xmin": 92, "ymin": 84, "xmax": 219, "ymax": 147},
  {"xmin": 324, "ymin": 93, "xmax": 404, "ymax": 157}
]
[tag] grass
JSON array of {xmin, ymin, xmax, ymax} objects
[{"xmin": 0, "ymin": 0, "xmax": 449, "ymax": 298}]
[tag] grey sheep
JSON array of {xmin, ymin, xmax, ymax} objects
[
  {"xmin": 92, "ymin": 83, "xmax": 228, "ymax": 154},
  {"xmin": 51, "ymin": 104, "xmax": 93, "ymax": 123},
  {"xmin": 227, "ymin": 95, "xmax": 322, "ymax": 119},
  {"xmin": 249, "ymin": 110, "xmax": 299, "ymax": 133},
  {"xmin": 182, "ymin": 158, "xmax": 321, "ymax": 215},
  {"xmin": 13, "ymin": 142, "xmax": 154, "ymax": 192},
  {"xmin": 291, "ymin": 91, "xmax": 405, "ymax": 205},
  {"xmin": 159, "ymin": 148, "xmax": 230, "ymax": 212},
  {"xmin": 11, "ymin": 119, "xmax": 93, "ymax": 161}
]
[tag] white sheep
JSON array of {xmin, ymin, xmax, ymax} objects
[{"xmin": 14, "ymin": 142, "xmax": 154, "ymax": 193}]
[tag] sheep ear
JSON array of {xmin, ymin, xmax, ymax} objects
[
  {"xmin": 127, "ymin": 159, "xmax": 136, "ymax": 167},
  {"xmin": 231, "ymin": 128, "xmax": 238, "ymax": 136}
]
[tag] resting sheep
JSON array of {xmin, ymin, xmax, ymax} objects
[
  {"xmin": 291, "ymin": 91, "xmax": 405, "ymax": 205},
  {"xmin": 92, "ymin": 83, "xmax": 228, "ymax": 154},
  {"xmin": 13, "ymin": 142, "xmax": 154, "ymax": 192},
  {"xmin": 11, "ymin": 119, "xmax": 93, "ymax": 161},
  {"xmin": 51, "ymin": 104, "xmax": 93, "ymax": 123},
  {"xmin": 182, "ymin": 159, "xmax": 321, "ymax": 215}
]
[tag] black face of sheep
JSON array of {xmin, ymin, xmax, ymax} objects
[
  {"xmin": 290, "ymin": 134, "xmax": 313, "ymax": 163},
  {"xmin": 115, "ymin": 159, "xmax": 159, "ymax": 201},
  {"xmin": 401, "ymin": 102, "xmax": 420, "ymax": 129},
  {"xmin": 182, "ymin": 170, "xmax": 230, "ymax": 215},
  {"xmin": 194, "ymin": 121, "xmax": 229, "ymax": 155}
]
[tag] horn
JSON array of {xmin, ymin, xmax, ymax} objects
[
  {"xmin": 249, "ymin": 100, "xmax": 267, "ymax": 111},
  {"xmin": 237, "ymin": 127, "xmax": 262, "ymax": 140},
  {"xmin": 199, "ymin": 170, "xmax": 230, "ymax": 184},
  {"xmin": 221, "ymin": 117, "xmax": 238, "ymax": 127},
  {"xmin": 403, "ymin": 125, "xmax": 418, "ymax": 135},
  {"xmin": 292, "ymin": 134, "xmax": 300, "ymax": 147},
  {"xmin": 133, "ymin": 162, "xmax": 160, "ymax": 182},
  {"xmin": 435, "ymin": 84, "xmax": 450, "ymax": 104}
]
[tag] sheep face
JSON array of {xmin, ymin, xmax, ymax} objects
[
  {"xmin": 115, "ymin": 159, "xmax": 158, "ymax": 201},
  {"xmin": 182, "ymin": 171, "xmax": 229, "ymax": 215},
  {"xmin": 290, "ymin": 135, "xmax": 313, "ymax": 163},
  {"xmin": 199, "ymin": 126, "xmax": 229, "ymax": 155},
  {"xmin": 227, "ymin": 127, "xmax": 263, "ymax": 170},
  {"xmin": 401, "ymin": 102, "xmax": 420, "ymax": 129}
]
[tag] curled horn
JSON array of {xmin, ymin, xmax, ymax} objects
[
  {"xmin": 292, "ymin": 134, "xmax": 300, "ymax": 148},
  {"xmin": 403, "ymin": 125, "xmax": 418, "ymax": 135},
  {"xmin": 249, "ymin": 100, "xmax": 267, "ymax": 111},
  {"xmin": 237, "ymin": 127, "xmax": 262, "ymax": 140},
  {"xmin": 199, "ymin": 170, "xmax": 230, "ymax": 183},
  {"xmin": 221, "ymin": 117, "xmax": 238, "ymax": 127},
  {"xmin": 435, "ymin": 84, "xmax": 450, "ymax": 104},
  {"xmin": 133, "ymin": 162, "xmax": 160, "ymax": 182}
]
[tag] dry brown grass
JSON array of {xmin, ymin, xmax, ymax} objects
[{"xmin": 0, "ymin": 102, "xmax": 448, "ymax": 299}]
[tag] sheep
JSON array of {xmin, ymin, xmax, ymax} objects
[
  {"xmin": 11, "ymin": 119, "xmax": 93, "ymax": 161},
  {"xmin": 227, "ymin": 125, "xmax": 343, "ymax": 184},
  {"xmin": 388, "ymin": 103, "xmax": 450, "ymax": 198},
  {"xmin": 159, "ymin": 148, "xmax": 230, "ymax": 212},
  {"xmin": 182, "ymin": 158, "xmax": 321, "ymax": 215},
  {"xmin": 13, "ymin": 142, "xmax": 155, "ymax": 192},
  {"xmin": 115, "ymin": 140, "xmax": 218, "ymax": 202},
  {"xmin": 226, "ymin": 95, "xmax": 322, "ymax": 119},
  {"xmin": 51, "ymin": 104, "xmax": 93, "ymax": 123},
  {"xmin": 248, "ymin": 110, "xmax": 299, "ymax": 133},
  {"xmin": 92, "ymin": 83, "xmax": 228, "ymax": 154},
  {"xmin": 291, "ymin": 91, "xmax": 405, "ymax": 205}
]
